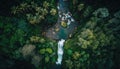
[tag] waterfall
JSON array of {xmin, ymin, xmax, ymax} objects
[
  {"xmin": 55, "ymin": 0, "xmax": 74, "ymax": 65},
  {"xmin": 56, "ymin": 39, "xmax": 65, "ymax": 65}
]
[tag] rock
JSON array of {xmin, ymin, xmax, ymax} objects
[
  {"xmin": 69, "ymin": 34, "xmax": 72, "ymax": 38},
  {"xmin": 61, "ymin": 21, "xmax": 67, "ymax": 28},
  {"xmin": 55, "ymin": 28, "xmax": 59, "ymax": 32},
  {"xmin": 53, "ymin": 31, "xmax": 55, "ymax": 34},
  {"xmin": 75, "ymin": 27, "xmax": 77, "ymax": 30}
]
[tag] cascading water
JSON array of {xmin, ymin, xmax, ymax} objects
[
  {"xmin": 55, "ymin": 0, "xmax": 75, "ymax": 65},
  {"xmin": 56, "ymin": 39, "xmax": 65, "ymax": 65}
]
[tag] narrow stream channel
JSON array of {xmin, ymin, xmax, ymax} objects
[
  {"xmin": 51, "ymin": 0, "xmax": 76, "ymax": 68},
  {"xmin": 56, "ymin": 0, "xmax": 75, "ymax": 66}
]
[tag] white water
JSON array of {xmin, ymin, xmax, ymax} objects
[
  {"xmin": 55, "ymin": 0, "xmax": 75, "ymax": 65},
  {"xmin": 56, "ymin": 39, "xmax": 65, "ymax": 65},
  {"xmin": 58, "ymin": 4, "xmax": 75, "ymax": 27}
]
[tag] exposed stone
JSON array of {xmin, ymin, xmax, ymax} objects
[
  {"xmin": 55, "ymin": 28, "xmax": 60, "ymax": 32},
  {"xmin": 69, "ymin": 34, "xmax": 72, "ymax": 38},
  {"xmin": 53, "ymin": 31, "xmax": 56, "ymax": 34},
  {"xmin": 61, "ymin": 21, "xmax": 67, "ymax": 28}
]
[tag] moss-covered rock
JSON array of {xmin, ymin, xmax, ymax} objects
[
  {"xmin": 55, "ymin": 28, "xmax": 59, "ymax": 32},
  {"xmin": 61, "ymin": 21, "xmax": 67, "ymax": 28}
]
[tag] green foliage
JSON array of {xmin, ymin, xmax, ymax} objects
[
  {"xmin": 78, "ymin": 3, "xmax": 84, "ymax": 11},
  {"xmin": 50, "ymin": 8, "xmax": 57, "ymax": 15},
  {"xmin": 63, "ymin": 6, "xmax": 117, "ymax": 69},
  {"xmin": 10, "ymin": 29, "xmax": 25, "ymax": 46},
  {"xmin": 72, "ymin": 51, "xmax": 80, "ymax": 60},
  {"xmin": 45, "ymin": 56, "xmax": 50, "ymax": 63},
  {"xmin": 65, "ymin": 59, "xmax": 73, "ymax": 69},
  {"xmin": 39, "ymin": 49, "xmax": 46, "ymax": 54},
  {"xmin": 39, "ymin": 48, "xmax": 53, "ymax": 54},
  {"xmin": 11, "ymin": 1, "xmax": 57, "ymax": 25},
  {"xmin": 0, "ymin": 0, "xmax": 120, "ymax": 69},
  {"xmin": 67, "ymin": 49, "xmax": 73, "ymax": 56},
  {"xmin": 0, "ymin": 17, "xmax": 26, "ymax": 55},
  {"xmin": 12, "ymin": 50, "xmax": 22, "ymax": 59},
  {"xmin": 46, "ymin": 48, "xmax": 53, "ymax": 54},
  {"xmin": 93, "ymin": 8, "xmax": 109, "ymax": 18},
  {"xmin": 83, "ymin": 6, "xmax": 93, "ymax": 18}
]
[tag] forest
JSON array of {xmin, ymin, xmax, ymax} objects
[{"xmin": 0, "ymin": 0, "xmax": 120, "ymax": 69}]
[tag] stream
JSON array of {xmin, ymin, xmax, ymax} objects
[
  {"xmin": 50, "ymin": 0, "xmax": 76, "ymax": 68},
  {"xmin": 45, "ymin": 0, "xmax": 77, "ymax": 40},
  {"xmin": 56, "ymin": 0, "xmax": 74, "ymax": 66}
]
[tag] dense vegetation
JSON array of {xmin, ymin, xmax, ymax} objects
[{"xmin": 0, "ymin": 0, "xmax": 120, "ymax": 69}]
